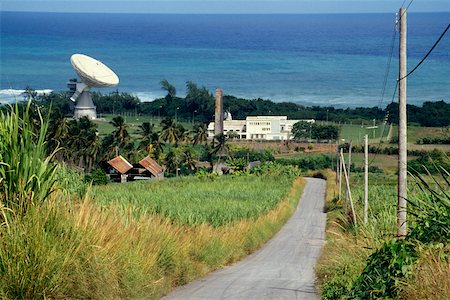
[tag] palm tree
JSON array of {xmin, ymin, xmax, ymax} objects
[
  {"xmin": 65, "ymin": 117, "xmax": 98, "ymax": 169},
  {"xmin": 110, "ymin": 116, "xmax": 129, "ymax": 147},
  {"xmin": 138, "ymin": 122, "xmax": 156, "ymax": 151},
  {"xmin": 160, "ymin": 118, "xmax": 179, "ymax": 144},
  {"xmin": 212, "ymin": 133, "xmax": 229, "ymax": 165},
  {"xmin": 191, "ymin": 123, "xmax": 208, "ymax": 145},
  {"xmin": 182, "ymin": 146, "xmax": 197, "ymax": 174},
  {"xmin": 160, "ymin": 79, "xmax": 176, "ymax": 101},
  {"xmin": 47, "ymin": 109, "xmax": 69, "ymax": 159},
  {"xmin": 175, "ymin": 123, "xmax": 187, "ymax": 144},
  {"xmin": 164, "ymin": 148, "xmax": 177, "ymax": 175},
  {"xmin": 147, "ymin": 138, "xmax": 164, "ymax": 160}
]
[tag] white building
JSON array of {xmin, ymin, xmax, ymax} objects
[{"xmin": 207, "ymin": 115, "xmax": 315, "ymax": 141}]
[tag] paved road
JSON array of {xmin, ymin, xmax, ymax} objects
[{"xmin": 163, "ymin": 178, "xmax": 327, "ymax": 300}]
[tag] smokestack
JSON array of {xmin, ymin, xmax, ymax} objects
[{"xmin": 214, "ymin": 88, "xmax": 224, "ymax": 135}]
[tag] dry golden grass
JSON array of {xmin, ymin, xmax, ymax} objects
[
  {"xmin": 0, "ymin": 177, "xmax": 305, "ymax": 299},
  {"xmin": 401, "ymin": 244, "xmax": 450, "ymax": 300}
]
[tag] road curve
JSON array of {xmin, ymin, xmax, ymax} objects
[{"xmin": 163, "ymin": 177, "xmax": 327, "ymax": 300}]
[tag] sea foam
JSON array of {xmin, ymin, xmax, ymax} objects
[{"xmin": 0, "ymin": 89, "xmax": 53, "ymax": 103}]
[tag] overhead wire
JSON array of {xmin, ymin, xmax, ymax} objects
[
  {"xmin": 367, "ymin": 0, "xmax": 414, "ymax": 167},
  {"xmin": 398, "ymin": 23, "xmax": 450, "ymax": 81}
]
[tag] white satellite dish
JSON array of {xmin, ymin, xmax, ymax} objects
[{"xmin": 68, "ymin": 54, "xmax": 119, "ymax": 119}]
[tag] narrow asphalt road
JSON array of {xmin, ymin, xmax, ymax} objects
[{"xmin": 163, "ymin": 177, "xmax": 327, "ymax": 300}]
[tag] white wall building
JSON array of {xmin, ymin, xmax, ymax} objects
[{"xmin": 207, "ymin": 115, "xmax": 315, "ymax": 141}]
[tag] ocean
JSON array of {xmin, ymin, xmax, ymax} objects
[{"xmin": 1, "ymin": 12, "xmax": 449, "ymax": 107}]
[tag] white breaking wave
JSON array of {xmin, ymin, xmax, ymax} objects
[
  {"xmin": 132, "ymin": 91, "xmax": 166, "ymax": 102},
  {"xmin": 0, "ymin": 89, "xmax": 53, "ymax": 103}
]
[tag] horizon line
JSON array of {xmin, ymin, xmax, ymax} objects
[{"xmin": 2, "ymin": 10, "xmax": 449, "ymax": 15}]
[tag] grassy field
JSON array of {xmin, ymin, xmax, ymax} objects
[
  {"xmin": 94, "ymin": 114, "xmax": 194, "ymax": 137},
  {"xmin": 390, "ymin": 125, "xmax": 450, "ymax": 143},
  {"xmin": 337, "ymin": 123, "xmax": 390, "ymax": 144},
  {"xmin": 92, "ymin": 175, "xmax": 295, "ymax": 227}
]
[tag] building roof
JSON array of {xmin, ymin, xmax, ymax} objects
[
  {"xmin": 107, "ymin": 155, "xmax": 133, "ymax": 174},
  {"xmin": 139, "ymin": 156, "xmax": 164, "ymax": 176}
]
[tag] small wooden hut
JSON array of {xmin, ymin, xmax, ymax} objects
[
  {"xmin": 138, "ymin": 156, "xmax": 164, "ymax": 178},
  {"xmin": 107, "ymin": 155, "xmax": 133, "ymax": 182}
]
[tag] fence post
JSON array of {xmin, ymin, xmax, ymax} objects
[
  {"xmin": 364, "ymin": 134, "xmax": 369, "ymax": 224},
  {"xmin": 341, "ymin": 151, "xmax": 357, "ymax": 226}
]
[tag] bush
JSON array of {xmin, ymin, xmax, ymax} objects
[
  {"xmin": 349, "ymin": 170, "xmax": 450, "ymax": 298},
  {"xmin": 228, "ymin": 147, "xmax": 274, "ymax": 162},
  {"xmin": 276, "ymin": 154, "xmax": 332, "ymax": 171},
  {"xmin": 0, "ymin": 102, "xmax": 58, "ymax": 216},
  {"xmin": 349, "ymin": 240, "xmax": 417, "ymax": 299},
  {"xmin": 408, "ymin": 150, "xmax": 450, "ymax": 174},
  {"xmin": 250, "ymin": 162, "xmax": 300, "ymax": 177},
  {"xmin": 85, "ymin": 169, "xmax": 108, "ymax": 185}
]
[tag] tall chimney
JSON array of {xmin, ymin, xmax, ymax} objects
[{"xmin": 214, "ymin": 88, "xmax": 224, "ymax": 135}]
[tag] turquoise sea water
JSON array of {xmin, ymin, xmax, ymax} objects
[{"xmin": 1, "ymin": 12, "xmax": 449, "ymax": 107}]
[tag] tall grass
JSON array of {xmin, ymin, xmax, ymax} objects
[
  {"xmin": 0, "ymin": 102, "xmax": 58, "ymax": 217},
  {"xmin": 317, "ymin": 170, "xmax": 450, "ymax": 299},
  {"xmin": 0, "ymin": 177, "xmax": 304, "ymax": 298},
  {"xmin": 92, "ymin": 175, "xmax": 295, "ymax": 227}
]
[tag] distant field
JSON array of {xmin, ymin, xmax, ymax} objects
[
  {"xmin": 337, "ymin": 123, "xmax": 390, "ymax": 144},
  {"xmin": 94, "ymin": 114, "xmax": 193, "ymax": 137},
  {"xmin": 390, "ymin": 125, "xmax": 450, "ymax": 143}
]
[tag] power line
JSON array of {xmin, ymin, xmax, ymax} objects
[
  {"xmin": 399, "ymin": 23, "xmax": 450, "ymax": 81},
  {"xmin": 398, "ymin": 0, "xmax": 415, "ymax": 22},
  {"xmin": 377, "ymin": 26, "xmax": 397, "ymax": 109}
]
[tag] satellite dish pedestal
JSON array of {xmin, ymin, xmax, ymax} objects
[
  {"xmin": 73, "ymin": 86, "xmax": 97, "ymax": 119},
  {"xmin": 68, "ymin": 54, "xmax": 119, "ymax": 120}
]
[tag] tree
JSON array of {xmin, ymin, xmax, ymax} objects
[
  {"xmin": 159, "ymin": 118, "xmax": 186, "ymax": 145},
  {"xmin": 164, "ymin": 148, "xmax": 178, "ymax": 175},
  {"xmin": 159, "ymin": 118, "xmax": 179, "ymax": 144},
  {"xmin": 292, "ymin": 121, "xmax": 311, "ymax": 139},
  {"xmin": 110, "ymin": 116, "xmax": 129, "ymax": 147},
  {"xmin": 47, "ymin": 109, "xmax": 69, "ymax": 159},
  {"xmin": 66, "ymin": 117, "xmax": 99, "ymax": 170},
  {"xmin": 185, "ymin": 81, "xmax": 215, "ymax": 123},
  {"xmin": 191, "ymin": 123, "xmax": 209, "ymax": 145},
  {"xmin": 160, "ymin": 79, "xmax": 176, "ymax": 101},
  {"xmin": 180, "ymin": 146, "xmax": 197, "ymax": 174},
  {"xmin": 211, "ymin": 133, "xmax": 229, "ymax": 164},
  {"xmin": 138, "ymin": 122, "xmax": 158, "ymax": 151},
  {"xmin": 292, "ymin": 121, "xmax": 339, "ymax": 141}
]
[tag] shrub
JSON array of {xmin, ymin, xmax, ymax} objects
[
  {"xmin": 276, "ymin": 154, "xmax": 332, "ymax": 171},
  {"xmin": 85, "ymin": 169, "xmax": 109, "ymax": 185},
  {"xmin": 0, "ymin": 102, "xmax": 58, "ymax": 216}
]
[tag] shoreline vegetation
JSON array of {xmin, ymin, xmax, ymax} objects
[{"xmin": 10, "ymin": 85, "xmax": 450, "ymax": 127}]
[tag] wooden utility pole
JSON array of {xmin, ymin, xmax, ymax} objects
[
  {"xmin": 364, "ymin": 134, "xmax": 369, "ymax": 224},
  {"xmin": 339, "ymin": 148, "xmax": 343, "ymax": 201},
  {"xmin": 335, "ymin": 141, "xmax": 340, "ymax": 185},
  {"xmin": 345, "ymin": 140, "xmax": 352, "ymax": 211},
  {"xmin": 397, "ymin": 7, "xmax": 408, "ymax": 238},
  {"xmin": 340, "ymin": 151, "xmax": 357, "ymax": 226}
]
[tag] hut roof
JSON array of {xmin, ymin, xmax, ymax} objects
[
  {"xmin": 107, "ymin": 155, "xmax": 133, "ymax": 174},
  {"xmin": 139, "ymin": 156, "xmax": 164, "ymax": 176}
]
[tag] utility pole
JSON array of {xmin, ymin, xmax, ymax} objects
[
  {"xmin": 397, "ymin": 7, "xmax": 408, "ymax": 238},
  {"xmin": 364, "ymin": 134, "xmax": 369, "ymax": 224},
  {"xmin": 345, "ymin": 140, "xmax": 352, "ymax": 212},
  {"xmin": 339, "ymin": 148, "xmax": 343, "ymax": 201},
  {"xmin": 335, "ymin": 141, "xmax": 340, "ymax": 185}
]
